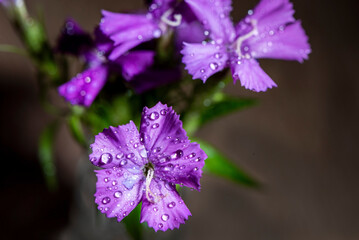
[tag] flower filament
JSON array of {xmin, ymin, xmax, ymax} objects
[
  {"xmin": 161, "ymin": 9, "xmax": 182, "ymax": 27},
  {"xmin": 235, "ymin": 19, "xmax": 258, "ymax": 57}
]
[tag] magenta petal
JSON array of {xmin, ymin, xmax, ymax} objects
[
  {"xmin": 100, "ymin": 10, "xmax": 159, "ymax": 59},
  {"xmin": 140, "ymin": 102, "xmax": 207, "ymax": 190},
  {"xmin": 231, "ymin": 58, "xmax": 277, "ymax": 92},
  {"xmin": 154, "ymin": 142, "xmax": 206, "ymax": 190},
  {"xmin": 185, "ymin": 0, "xmax": 235, "ymax": 42},
  {"xmin": 116, "ymin": 51, "xmax": 155, "ymax": 81},
  {"xmin": 248, "ymin": 21, "xmax": 311, "ymax": 62},
  {"xmin": 139, "ymin": 102, "xmax": 188, "ymax": 152},
  {"xmin": 89, "ymin": 121, "xmax": 148, "ymax": 168},
  {"xmin": 140, "ymin": 179, "xmax": 191, "ymax": 231},
  {"xmin": 252, "ymin": 0, "xmax": 295, "ymax": 29},
  {"xmin": 94, "ymin": 168, "xmax": 144, "ymax": 221},
  {"xmin": 58, "ymin": 65, "xmax": 107, "ymax": 107},
  {"xmin": 181, "ymin": 42, "xmax": 228, "ymax": 82}
]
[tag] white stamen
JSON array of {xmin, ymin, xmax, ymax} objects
[
  {"xmin": 235, "ymin": 19, "xmax": 258, "ymax": 57},
  {"xmin": 161, "ymin": 9, "xmax": 182, "ymax": 27},
  {"xmin": 145, "ymin": 168, "xmax": 167, "ymax": 203}
]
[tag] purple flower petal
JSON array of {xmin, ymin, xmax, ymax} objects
[
  {"xmin": 247, "ymin": 20, "xmax": 311, "ymax": 62},
  {"xmin": 140, "ymin": 178, "xmax": 191, "ymax": 231},
  {"xmin": 89, "ymin": 121, "xmax": 148, "ymax": 168},
  {"xmin": 231, "ymin": 58, "xmax": 277, "ymax": 92},
  {"xmin": 116, "ymin": 51, "xmax": 155, "ymax": 81},
  {"xmin": 58, "ymin": 65, "xmax": 107, "ymax": 107},
  {"xmin": 128, "ymin": 68, "xmax": 181, "ymax": 94},
  {"xmin": 140, "ymin": 102, "xmax": 207, "ymax": 190},
  {"xmin": 181, "ymin": 42, "xmax": 228, "ymax": 82},
  {"xmin": 185, "ymin": 0, "xmax": 235, "ymax": 42},
  {"xmin": 94, "ymin": 168, "xmax": 144, "ymax": 221},
  {"xmin": 56, "ymin": 18, "xmax": 93, "ymax": 56},
  {"xmin": 154, "ymin": 142, "xmax": 206, "ymax": 190},
  {"xmin": 100, "ymin": 10, "xmax": 159, "ymax": 59}
]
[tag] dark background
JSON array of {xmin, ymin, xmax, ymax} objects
[{"xmin": 0, "ymin": 0, "xmax": 358, "ymax": 239}]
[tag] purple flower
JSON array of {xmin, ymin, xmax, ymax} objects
[
  {"xmin": 100, "ymin": 0, "xmax": 204, "ymax": 60},
  {"xmin": 57, "ymin": 19, "xmax": 155, "ymax": 106},
  {"xmin": 182, "ymin": 0, "xmax": 311, "ymax": 92},
  {"xmin": 89, "ymin": 102, "xmax": 207, "ymax": 231}
]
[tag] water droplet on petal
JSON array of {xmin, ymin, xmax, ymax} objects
[
  {"xmin": 85, "ymin": 76, "xmax": 91, "ymax": 83},
  {"xmin": 153, "ymin": 207, "xmax": 158, "ymax": 212},
  {"xmin": 158, "ymin": 223, "xmax": 163, "ymax": 229},
  {"xmin": 137, "ymin": 35, "xmax": 143, "ymax": 40},
  {"xmin": 167, "ymin": 202, "xmax": 176, "ymax": 208},
  {"xmin": 200, "ymin": 69, "xmax": 205, "ymax": 73},
  {"xmin": 102, "ymin": 197, "xmax": 111, "ymax": 204},
  {"xmin": 120, "ymin": 159, "xmax": 127, "ymax": 166},
  {"xmin": 149, "ymin": 111, "xmax": 159, "ymax": 120},
  {"xmin": 161, "ymin": 214, "xmax": 169, "ymax": 222},
  {"xmin": 100, "ymin": 153, "xmax": 113, "ymax": 165},
  {"xmin": 114, "ymin": 191, "xmax": 122, "ymax": 198},
  {"xmin": 90, "ymin": 157, "xmax": 96, "ymax": 163},
  {"xmin": 164, "ymin": 164, "xmax": 174, "ymax": 171},
  {"xmin": 159, "ymin": 109, "xmax": 167, "ymax": 116},
  {"xmin": 152, "ymin": 123, "xmax": 159, "ymax": 129},
  {"xmin": 204, "ymin": 30, "xmax": 210, "ymax": 36},
  {"xmin": 209, "ymin": 62, "xmax": 219, "ymax": 70},
  {"xmin": 116, "ymin": 153, "xmax": 124, "ymax": 159},
  {"xmin": 153, "ymin": 147, "xmax": 161, "ymax": 153},
  {"xmin": 195, "ymin": 157, "xmax": 201, "ymax": 162},
  {"xmin": 248, "ymin": 9, "xmax": 253, "ymax": 15},
  {"xmin": 193, "ymin": 167, "xmax": 198, "ymax": 171},
  {"xmin": 127, "ymin": 153, "xmax": 135, "ymax": 159},
  {"xmin": 104, "ymin": 177, "xmax": 109, "ymax": 183},
  {"xmin": 112, "ymin": 180, "xmax": 117, "ymax": 186},
  {"xmin": 153, "ymin": 29, "xmax": 161, "ymax": 38},
  {"xmin": 170, "ymin": 150, "xmax": 183, "ymax": 160}
]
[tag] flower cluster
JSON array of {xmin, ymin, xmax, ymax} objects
[
  {"xmin": 56, "ymin": 0, "xmax": 311, "ymax": 232},
  {"xmin": 57, "ymin": 0, "xmax": 310, "ymax": 107},
  {"xmin": 90, "ymin": 102, "xmax": 207, "ymax": 231}
]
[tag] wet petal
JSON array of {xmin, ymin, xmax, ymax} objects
[
  {"xmin": 94, "ymin": 168, "xmax": 144, "ymax": 221},
  {"xmin": 139, "ymin": 102, "xmax": 207, "ymax": 190},
  {"xmin": 247, "ymin": 21, "xmax": 311, "ymax": 62},
  {"xmin": 154, "ymin": 142, "xmax": 206, "ymax": 190},
  {"xmin": 58, "ymin": 65, "xmax": 107, "ymax": 107},
  {"xmin": 231, "ymin": 58, "xmax": 277, "ymax": 92},
  {"xmin": 140, "ymin": 179, "xmax": 191, "ymax": 231},
  {"xmin": 89, "ymin": 121, "xmax": 148, "ymax": 168},
  {"xmin": 185, "ymin": 0, "xmax": 235, "ymax": 42},
  {"xmin": 181, "ymin": 42, "xmax": 228, "ymax": 82},
  {"xmin": 116, "ymin": 51, "xmax": 155, "ymax": 81},
  {"xmin": 100, "ymin": 10, "xmax": 159, "ymax": 59}
]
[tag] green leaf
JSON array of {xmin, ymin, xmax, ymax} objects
[
  {"xmin": 123, "ymin": 203, "xmax": 143, "ymax": 240},
  {"xmin": 199, "ymin": 95, "xmax": 257, "ymax": 126},
  {"xmin": 196, "ymin": 139, "xmax": 259, "ymax": 188},
  {"xmin": 67, "ymin": 113, "xmax": 87, "ymax": 147},
  {"xmin": 38, "ymin": 122, "xmax": 58, "ymax": 190}
]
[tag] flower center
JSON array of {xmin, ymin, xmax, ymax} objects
[
  {"xmin": 234, "ymin": 19, "xmax": 258, "ymax": 58},
  {"xmin": 160, "ymin": 9, "xmax": 182, "ymax": 27},
  {"xmin": 143, "ymin": 162, "xmax": 163, "ymax": 203}
]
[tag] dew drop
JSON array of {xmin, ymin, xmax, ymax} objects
[
  {"xmin": 112, "ymin": 180, "xmax": 117, "ymax": 186},
  {"xmin": 167, "ymin": 202, "xmax": 176, "ymax": 208},
  {"xmin": 137, "ymin": 35, "xmax": 143, "ymax": 40},
  {"xmin": 200, "ymin": 69, "xmax": 205, "ymax": 73},
  {"xmin": 100, "ymin": 153, "xmax": 113, "ymax": 165},
  {"xmin": 164, "ymin": 164, "xmax": 174, "ymax": 171},
  {"xmin": 116, "ymin": 153, "xmax": 124, "ymax": 159},
  {"xmin": 214, "ymin": 53, "xmax": 222, "ymax": 59},
  {"xmin": 204, "ymin": 30, "xmax": 210, "ymax": 36},
  {"xmin": 153, "ymin": 147, "xmax": 161, "ymax": 153},
  {"xmin": 248, "ymin": 9, "xmax": 253, "ymax": 15},
  {"xmin": 85, "ymin": 76, "xmax": 91, "ymax": 83},
  {"xmin": 158, "ymin": 223, "xmax": 163, "ymax": 229},
  {"xmin": 120, "ymin": 159, "xmax": 127, "ymax": 166},
  {"xmin": 170, "ymin": 150, "xmax": 183, "ymax": 160},
  {"xmin": 179, "ymin": 165, "xmax": 186, "ymax": 170},
  {"xmin": 90, "ymin": 157, "xmax": 96, "ymax": 163},
  {"xmin": 149, "ymin": 111, "xmax": 159, "ymax": 120},
  {"xmin": 193, "ymin": 167, "xmax": 198, "ymax": 171},
  {"xmin": 102, "ymin": 197, "xmax": 111, "ymax": 204},
  {"xmin": 114, "ymin": 191, "xmax": 122, "ymax": 198},
  {"xmin": 152, "ymin": 123, "xmax": 159, "ymax": 129},
  {"xmin": 153, "ymin": 29, "xmax": 161, "ymax": 38},
  {"xmin": 269, "ymin": 30, "xmax": 274, "ymax": 36},
  {"xmin": 209, "ymin": 62, "xmax": 219, "ymax": 70},
  {"xmin": 195, "ymin": 157, "xmax": 201, "ymax": 162},
  {"xmin": 127, "ymin": 153, "xmax": 135, "ymax": 159},
  {"xmin": 161, "ymin": 214, "xmax": 169, "ymax": 222},
  {"xmin": 188, "ymin": 153, "xmax": 196, "ymax": 158},
  {"xmin": 153, "ymin": 207, "xmax": 158, "ymax": 212},
  {"xmin": 160, "ymin": 109, "xmax": 167, "ymax": 115},
  {"xmin": 104, "ymin": 177, "xmax": 109, "ymax": 183}
]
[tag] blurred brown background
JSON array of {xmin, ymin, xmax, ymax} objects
[{"xmin": 0, "ymin": 0, "xmax": 358, "ymax": 239}]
